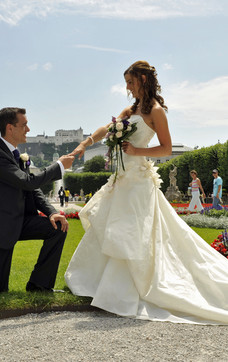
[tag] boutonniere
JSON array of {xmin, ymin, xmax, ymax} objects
[{"xmin": 20, "ymin": 153, "xmax": 31, "ymax": 167}]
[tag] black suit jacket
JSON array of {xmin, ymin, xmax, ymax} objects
[{"xmin": 0, "ymin": 139, "xmax": 62, "ymax": 249}]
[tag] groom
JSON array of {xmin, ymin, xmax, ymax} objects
[{"xmin": 0, "ymin": 107, "xmax": 75, "ymax": 292}]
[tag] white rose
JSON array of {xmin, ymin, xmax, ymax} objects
[
  {"xmin": 20, "ymin": 153, "xmax": 29, "ymax": 162},
  {"xmin": 116, "ymin": 122, "xmax": 123, "ymax": 131},
  {"xmin": 109, "ymin": 135, "xmax": 114, "ymax": 141},
  {"xmin": 116, "ymin": 131, "xmax": 122, "ymax": 138},
  {"xmin": 127, "ymin": 125, "xmax": 132, "ymax": 131}
]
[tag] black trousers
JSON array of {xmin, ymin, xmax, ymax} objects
[{"xmin": 0, "ymin": 215, "xmax": 67, "ymax": 292}]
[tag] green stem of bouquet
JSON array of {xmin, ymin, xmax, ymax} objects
[
  {"xmin": 113, "ymin": 144, "xmax": 119, "ymax": 184},
  {"xmin": 110, "ymin": 147, "xmax": 113, "ymax": 172},
  {"xmin": 119, "ymin": 142, "xmax": 125, "ymax": 171}
]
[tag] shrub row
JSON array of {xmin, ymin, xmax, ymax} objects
[
  {"xmin": 64, "ymin": 172, "xmax": 112, "ymax": 195},
  {"xmin": 158, "ymin": 141, "xmax": 228, "ymax": 195},
  {"xmin": 63, "ymin": 141, "xmax": 228, "ymax": 197}
]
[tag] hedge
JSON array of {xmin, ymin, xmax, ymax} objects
[
  {"xmin": 158, "ymin": 141, "xmax": 228, "ymax": 195},
  {"xmin": 63, "ymin": 141, "xmax": 228, "ymax": 197},
  {"xmin": 64, "ymin": 172, "xmax": 112, "ymax": 195}
]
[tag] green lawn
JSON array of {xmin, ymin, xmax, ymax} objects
[
  {"xmin": 191, "ymin": 227, "xmax": 220, "ymax": 243},
  {"xmin": 0, "ymin": 221, "xmax": 222, "ymax": 314},
  {"xmin": 10, "ymin": 219, "xmax": 84, "ymax": 291}
]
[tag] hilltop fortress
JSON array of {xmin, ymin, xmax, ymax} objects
[
  {"xmin": 18, "ymin": 127, "xmax": 101, "ymax": 161},
  {"xmin": 26, "ymin": 128, "xmax": 84, "ymax": 146}
]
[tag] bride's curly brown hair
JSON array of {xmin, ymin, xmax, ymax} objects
[{"xmin": 124, "ymin": 60, "xmax": 168, "ymax": 114}]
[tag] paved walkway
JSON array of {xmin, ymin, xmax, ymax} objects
[
  {"xmin": 50, "ymin": 201, "xmax": 83, "ymax": 213},
  {"xmin": 1, "ymin": 202, "xmax": 227, "ymax": 361},
  {"xmin": 1, "ymin": 310, "xmax": 228, "ymax": 361}
]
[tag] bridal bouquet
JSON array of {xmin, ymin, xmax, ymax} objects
[
  {"xmin": 105, "ymin": 116, "xmax": 137, "ymax": 182},
  {"xmin": 211, "ymin": 229, "xmax": 228, "ymax": 258}
]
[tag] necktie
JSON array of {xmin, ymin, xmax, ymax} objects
[{"xmin": 13, "ymin": 149, "xmax": 20, "ymax": 163}]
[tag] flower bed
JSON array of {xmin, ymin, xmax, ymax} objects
[
  {"xmin": 181, "ymin": 214, "xmax": 228, "ymax": 229},
  {"xmin": 201, "ymin": 205, "xmax": 228, "ymax": 218},
  {"xmin": 171, "ymin": 203, "xmax": 212, "ymax": 215},
  {"xmin": 211, "ymin": 230, "xmax": 228, "ymax": 258},
  {"xmin": 171, "ymin": 203, "xmax": 228, "ymax": 216},
  {"xmin": 172, "ymin": 203, "xmax": 228, "ymax": 229},
  {"xmin": 39, "ymin": 210, "xmax": 80, "ymax": 219}
]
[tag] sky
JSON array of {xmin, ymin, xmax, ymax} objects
[{"xmin": 0, "ymin": 0, "xmax": 227, "ymax": 149}]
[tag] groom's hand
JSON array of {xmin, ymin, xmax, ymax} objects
[
  {"xmin": 59, "ymin": 155, "xmax": 75, "ymax": 169},
  {"xmin": 49, "ymin": 213, "xmax": 69, "ymax": 232}
]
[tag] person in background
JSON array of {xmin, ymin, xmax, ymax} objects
[
  {"xmin": 187, "ymin": 170, "xmax": 205, "ymax": 215},
  {"xmin": 64, "ymin": 187, "xmax": 70, "ymax": 207},
  {"xmin": 212, "ymin": 169, "xmax": 223, "ymax": 209},
  {"xmin": 58, "ymin": 186, "xmax": 65, "ymax": 207}
]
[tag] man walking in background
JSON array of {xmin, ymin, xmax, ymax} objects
[{"xmin": 212, "ymin": 169, "xmax": 223, "ymax": 210}]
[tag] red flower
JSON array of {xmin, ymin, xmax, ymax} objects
[{"xmin": 211, "ymin": 233, "xmax": 228, "ymax": 259}]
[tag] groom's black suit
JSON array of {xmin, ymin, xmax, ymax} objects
[{"xmin": 0, "ymin": 139, "xmax": 67, "ymax": 292}]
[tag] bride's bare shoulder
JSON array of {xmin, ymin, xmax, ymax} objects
[
  {"xmin": 151, "ymin": 101, "xmax": 166, "ymax": 116},
  {"xmin": 151, "ymin": 102, "xmax": 167, "ymax": 123}
]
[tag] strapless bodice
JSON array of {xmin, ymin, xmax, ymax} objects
[
  {"xmin": 128, "ymin": 115, "xmax": 155, "ymax": 147},
  {"xmin": 122, "ymin": 115, "xmax": 155, "ymax": 166}
]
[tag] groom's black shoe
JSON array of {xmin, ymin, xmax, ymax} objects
[
  {"xmin": 26, "ymin": 281, "xmax": 65, "ymax": 293},
  {"xmin": 26, "ymin": 281, "xmax": 53, "ymax": 293}
]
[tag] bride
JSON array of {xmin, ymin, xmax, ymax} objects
[{"xmin": 65, "ymin": 61, "xmax": 228, "ymax": 324}]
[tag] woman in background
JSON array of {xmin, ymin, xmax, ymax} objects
[{"xmin": 187, "ymin": 170, "xmax": 205, "ymax": 215}]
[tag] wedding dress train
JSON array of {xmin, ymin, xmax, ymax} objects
[{"xmin": 65, "ymin": 115, "xmax": 228, "ymax": 324}]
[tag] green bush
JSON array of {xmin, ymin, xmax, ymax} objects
[
  {"xmin": 203, "ymin": 208, "xmax": 228, "ymax": 218},
  {"xmin": 158, "ymin": 141, "xmax": 228, "ymax": 195},
  {"xmin": 64, "ymin": 172, "xmax": 112, "ymax": 194},
  {"xmin": 40, "ymin": 181, "xmax": 54, "ymax": 195},
  {"xmin": 83, "ymin": 155, "xmax": 106, "ymax": 172}
]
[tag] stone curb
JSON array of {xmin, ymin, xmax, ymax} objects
[{"xmin": 0, "ymin": 304, "xmax": 97, "ymax": 320}]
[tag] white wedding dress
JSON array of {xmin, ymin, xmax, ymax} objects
[{"xmin": 65, "ymin": 115, "xmax": 228, "ymax": 324}]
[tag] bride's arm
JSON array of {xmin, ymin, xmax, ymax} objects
[
  {"xmin": 69, "ymin": 124, "xmax": 110, "ymax": 159},
  {"xmin": 70, "ymin": 107, "xmax": 132, "ymax": 159},
  {"xmin": 122, "ymin": 107, "xmax": 172, "ymax": 157}
]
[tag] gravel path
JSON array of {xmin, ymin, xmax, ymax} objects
[{"xmin": 0, "ymin": 310, "xmax": 228, "ymax": 361}]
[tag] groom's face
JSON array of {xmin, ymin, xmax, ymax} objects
[{"xmin": 11, "ymin": 113, "xmax": 30, "ymax": 145}]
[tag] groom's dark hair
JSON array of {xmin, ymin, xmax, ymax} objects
[{"xmin": 0, "ymin": 107, "xmax": 26, "ymax": 137}]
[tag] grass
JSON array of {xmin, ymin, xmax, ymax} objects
[
  {"xmin": 0, "ymin": 220, "xmax": 90, "ymax": 315},
  {"xmin": 191, "ymin": 227, "xmax": 220, "ymax": 244},
  {"xmin": 0, "ymin": 220, "xmax": 223, "ymax": 315}
]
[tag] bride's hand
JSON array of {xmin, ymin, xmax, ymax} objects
[
  {"xmin": 69, "ymin": 144, "xmax": 86, "ymax": 159},
  {"xmin": 122, "ymin": 141, "xmax": 136, "ymax": 155}
]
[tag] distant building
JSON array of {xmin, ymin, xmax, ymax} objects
[
  {"xmin": 26, "ymin": 128, "xmax": 84, "ymax": 146},
  {"xmin": 83, "ymin": 143, "xmax": 194, "ymax": 164},
  {"xmin": 18, "ymin": 128, "xmax": 86, "ymax": 158},
  {"xmin": 152, "ymin": 143, "xmax": 194, "ymax": 164}
]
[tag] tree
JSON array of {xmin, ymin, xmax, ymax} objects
[
  {"xmin": 30, "ymin": 156, "xmax": 51, "ymax": 168},
  {"xmin": 83, "ymin": 156, "xmax": 106, "ymax": 173}
]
